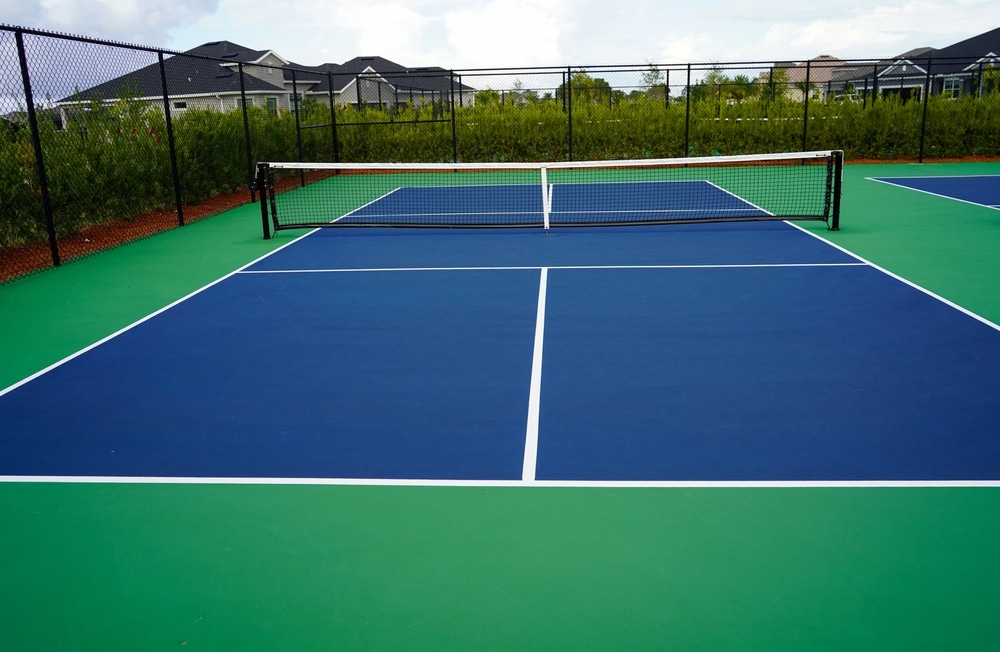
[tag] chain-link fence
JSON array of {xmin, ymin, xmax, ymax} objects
[{"xmin": 3, "ymin": 24, "xmax": 999, "ymax": 283}]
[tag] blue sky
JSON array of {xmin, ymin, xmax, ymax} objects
[{"xmin": 3, "ymin": 0, "xmax": 999, "ymax": 68}]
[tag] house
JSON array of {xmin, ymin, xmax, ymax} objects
[
  {"xmin": 319, "ymin": 56, "xmax": 476, "ymax": 109},
  {"xmin": 828, "ymin": 47, "xmax": 937, "ymax": 102},
  {"xmin": 829, "ymin": 27, "xmax": 1000, "ymax": 100},
  {"xmin": 774, "ymin": 55, "xmax": 847, "ymax": 101},
  {"xmin": 54, "ymin": 41, "xmax": 475, "ymax": 125}
]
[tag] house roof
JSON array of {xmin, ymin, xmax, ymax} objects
[
  {"xmin": 923, "ymin": 26, "xmax": 1000, "ymax": 74},
  {"xmin": 829, "ymin": 27, "xmax": 1000, "ymax": 86},
  {"xmin": 829, "ymin": 48, "xmax": 938, "ymax": 85},
  {"xmin": 295, "ymin": 57, "xmax": 474, "ymax": 95},
  {"xmin": 781, "ymin": 55, "xmax": 846, "ymax": 85},
  {"xmin": 59, "ymin": 44, "xmax": 473, "ymax": 104},
  {"xmin": 932, "ymin": 26, "xmax": 1000, "ymax": 58},
  {"xmin": 59, "ymin": 40, "xmax": 288, "ymax": 103}
]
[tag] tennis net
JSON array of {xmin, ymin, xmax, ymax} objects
[{"xmin": 256, "ymin": 150, "xmax": 842, "ymax": 238}]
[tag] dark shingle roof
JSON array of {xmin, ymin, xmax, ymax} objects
[
  {"xmin": 59, "ymin": 42, "xmax": 473, "ymax": 104},
  {"xmin": 59, "ymin": 40, "xmax": 287, "ymax": 102},
  {"xmin": 923, "ymin": 26, "xmax": 1000, "ymax": 74}
]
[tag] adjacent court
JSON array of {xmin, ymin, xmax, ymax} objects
[{"xmin": 871, "ymin": 174, "xmax": 1000, "ymax": 209}]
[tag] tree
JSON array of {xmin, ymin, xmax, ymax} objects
[
  {"xmin": 794, "ymin": 78, "xmax": 816, "ymax": 101},
  {"xmin": 727, "ymin": 74, "xmax": 756, "ymax": 103},
  {"xmin": 507, "ymin": 80, "xmax": 541, "ymax": 106},
  {"xmin": 687, "ymin": 65, "xmax": 729, "ymax": 102},
  {"xmin": 981, "ymin": 63, "xmax": 1000, "ymax": 95},
  {"xmin": 760, "ymin": 67, "xmax": 790, "ymax": 101},
  {"xmin": 642, "ymin": 63, "xmax": 666, "ymax": 100},
  {"xmin": 475, "ymin": 88, "xmax": 502, "ymax": 106},
  {"xmin": 556, "ymin": 71, "xmax": 614, "ymax": 105}
]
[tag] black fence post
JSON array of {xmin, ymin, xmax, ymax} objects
[
  {"xmin": 158, "ymin": 52, "xmax": 184, "ymax": 226},
  {"xmin": 238, "ymin": 61, "xmax": 255, "ymax": 201},
  {"xmin": 291, "ymin": 69, "xmax": 304, "ymax": 169},
  {"xmin": 801, "ymin": 59, "xmax": 811, "ymax": 152},
  {"xmin": 918, "ymin": 58, "xmax": 933, "ymax": 162},
  {"xmin": 684, "ymin": 64, "xmax": 692, "ymax": 155},
  {"xmin": 15, "ymin": 30, "xmax": 59, "ymax": 267},
  {"xmin": 566, "ymin": 67, "xmax": 574, "ymax": 161},
  {"xmin": 664, "ymin": 69, "xmax": 670, "ymax": 109},
  {"xmin": 327, "ymin": 72, "xmax": 340, "ymax": 162},
  {"xmin": 450, "ymin": 72, "xmax": 458, "ymax": 162}
]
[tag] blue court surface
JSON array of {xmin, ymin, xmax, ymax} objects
[
  {"xmin": 3, "ymin": 221, "xmax": 1000, "ymax": 482},
  {"xmin": 340, "ymin": 181, "xmax": 770, "ymax": 225},
  {"xmin": 871, "ymin": 175, "xmax": 1000, "ymax": 209}
]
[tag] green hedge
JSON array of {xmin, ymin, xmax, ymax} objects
[{"xmin": 3, "ymin": 92, "xmax": 999, "ymax": 250}]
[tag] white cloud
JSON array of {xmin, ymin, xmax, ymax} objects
[
  {"xmin": 443, "ymin": 0, "xmax": 569, "ymax": 67},
  {"xmin": 656, "ymin": 34, "xmax": 715, "ymax": 64},
  {"xmin": 328, "ymin": 4, "xmax": 439, "ymax": 60},
  {"xmin": 7, "ymin": 0, "xmax": 1000, "ymax": 70},
  {"xmin": 759, "ymin": 1, "xmax": 1000, "ymax": 60},
  {"xmin": 11, "ymin": 0, "xmax": 219, "ymax": 45}
]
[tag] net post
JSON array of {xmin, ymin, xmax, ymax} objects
[
  {"xmin": 829, "ymin": 150, "xmax": 843, "ymax": 231},
  {"xmin": 540, "ymin": 166, "xmax": 550, "ymax": 231},
  {"xmin": 257, "ymin": 163, "xmax": 271, "ymax": 239}
]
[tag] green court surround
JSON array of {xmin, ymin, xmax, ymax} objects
[{"xmin": 3, "ymin": 162, "xmax": 1000, "ymax": 651}]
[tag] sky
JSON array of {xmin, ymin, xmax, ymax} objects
[{"xmin": 3, "ymin": 0, "xmax": 1000, "ymax": 70}]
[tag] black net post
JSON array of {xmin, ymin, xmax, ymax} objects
[
  {"xmin": 257, "ymin": 163, "xmax": 271, "ymax": 239},
  {"xmin": 830, "ymin": 150, "xmax": 843, "ymax": 231}
]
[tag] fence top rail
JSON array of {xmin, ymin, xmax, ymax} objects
[{"xmin": 1, "ymin": 23, "xmax": 187, "ymax": 57}]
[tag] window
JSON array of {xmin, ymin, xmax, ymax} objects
[
  {"xmin": 173, "ymin": 101, "xmax": 187, "ymax": 109},
  {"xmin": 943, "ymin": 77, "xmax": 962, "ymax": 99},
  {"xmin": 266, "ymin": 97, "xmax": 278, "ymax": 115},
  {"xmin": 237, "ymin": 98, "xmax": 254, "ymax": 108},
  {"xmin": 289, "ymin": 93, "xmax": 302, "ymax": 114}
]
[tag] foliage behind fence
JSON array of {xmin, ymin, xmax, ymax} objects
[{"xmin": 2, "ymin": 24, "xmax": 999, "ymax": 283}]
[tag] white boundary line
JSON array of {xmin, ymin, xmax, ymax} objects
[
  {"xmin": 0, "ymin": 228, "xmax": 322, "ymax": 398},
  {"xmin": 239, "ymin": 263, "xmax": 867, "ymax": 275},
  {"xmin": 522, "ymin": 267, "xmax": 548, "ymax": 481},
  {"xmin": 786, "ymin": 221, "xmax": 1000, "ymax": 333},
  {"xmin": 867, "ymin": 176, "xmax": 1000, "ymax": 212},
  {"xmin": 1, "ymin": 475, "xmax": 998, "ymax": 487},
  {"xmin": 704, "ymin": 180, "xmax": 775, "ymax": 216},
  {"xmin": 328, "ymin": 187, "xmax": 402, "ymax": 224}
]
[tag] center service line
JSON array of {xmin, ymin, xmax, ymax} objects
[{"xmin": 522, "ymin": 267, "xmax": 548, "ymax": 482}]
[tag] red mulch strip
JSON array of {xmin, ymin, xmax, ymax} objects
[{"xmin": 0, "ymin": 189, "xmax": 256, "ymax": 284}]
